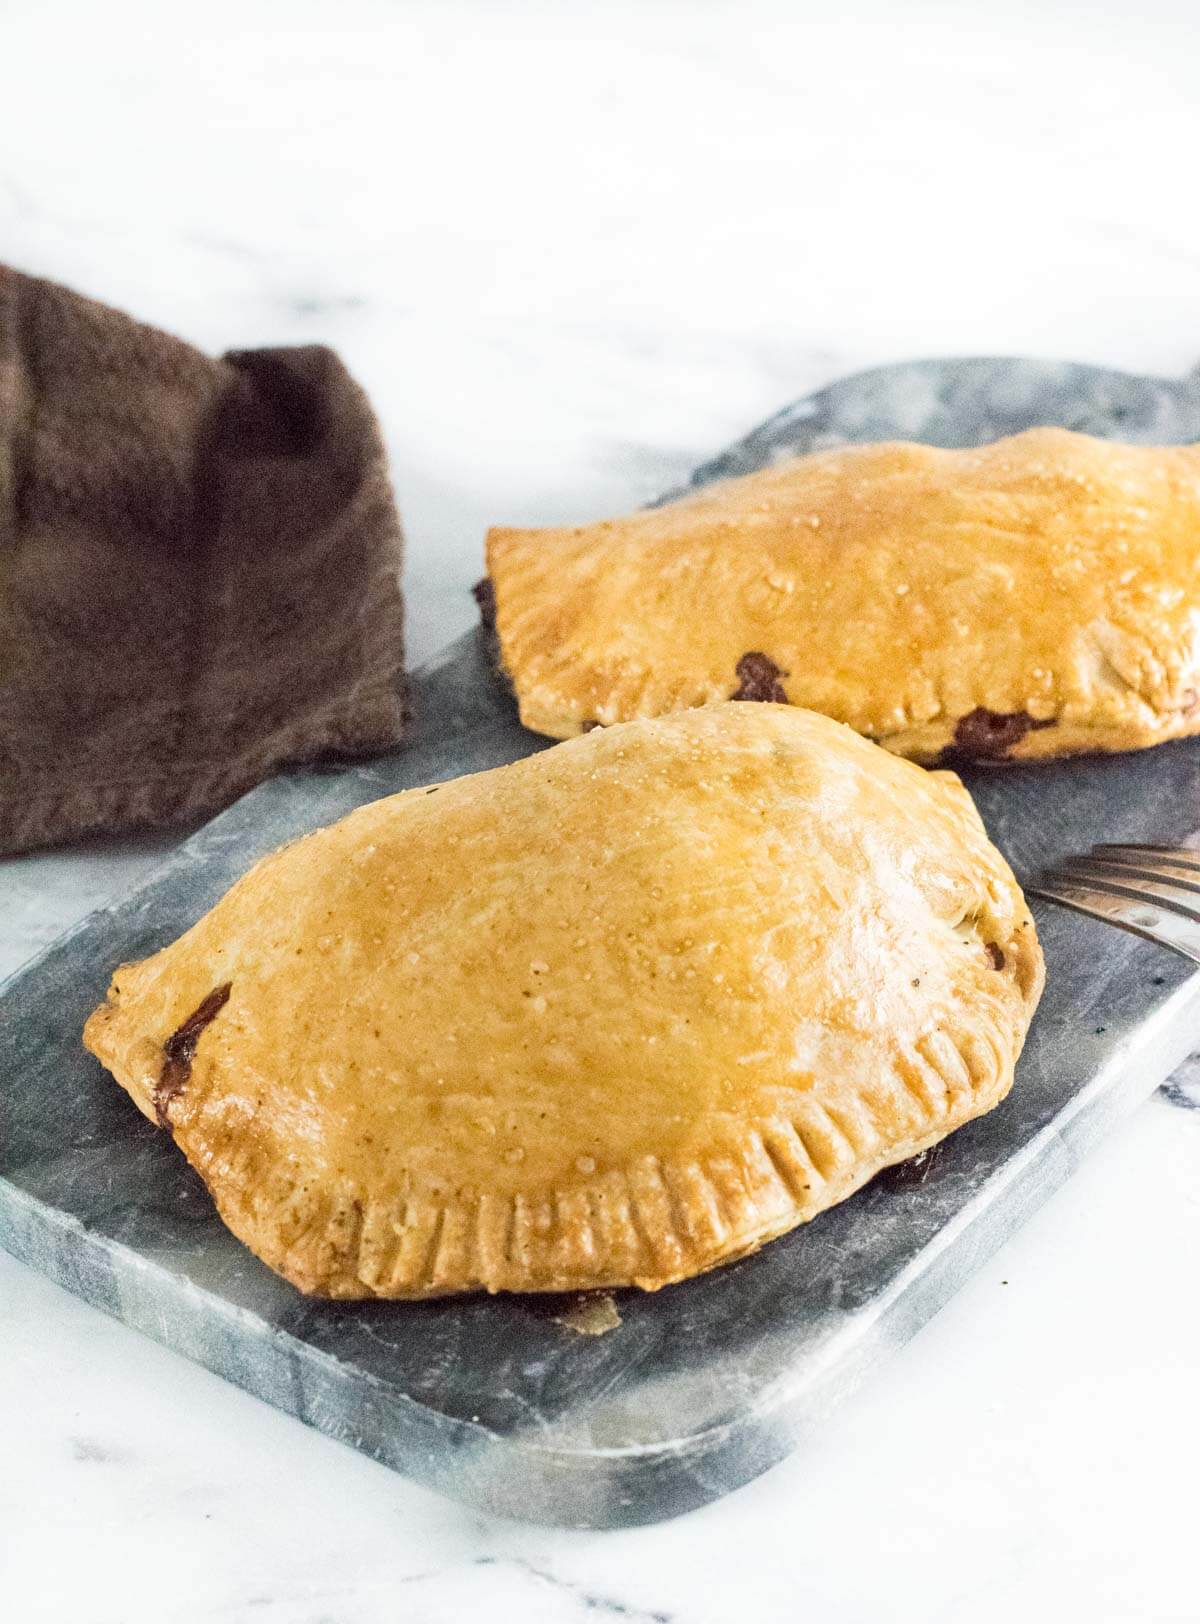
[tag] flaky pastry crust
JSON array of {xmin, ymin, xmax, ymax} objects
[
  {"xmin": 484, "ymin": 428, "xmax": 1200, "ymax": 761},
  {"xmin": 84, "ymin": 705, "xmax": 1042, "ymax": 1298}
]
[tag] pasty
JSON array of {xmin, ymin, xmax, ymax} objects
[
  {"xmin": 483, "ymin": 428, "xmax": 1200, "ymax": 761},
  {"xmin": 84, "ymin": 704, "xmax": 1043, "ymax": 1297}
]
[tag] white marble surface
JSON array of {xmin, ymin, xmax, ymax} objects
[{"xmin": 3, "ymin": 0, "xmax": 1200, "ymax": 1617}]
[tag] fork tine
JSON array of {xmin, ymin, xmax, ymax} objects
[
  {"xmin": 1084, "ymin": 850, "xmax": 1200, "ymax": 889},
  {"xmin": 1027, "ymin": 879, "xmax": 1200, "ymax": 963},
  {"xmin": 1093, "ymin": 843, "xmax": 1200, "ymax": 873},
  {"xmin": 1077, "ymin": 854, "xmax": 1200, "ymax": 894},
  {"xmin": 1057, "ymin": 857, "xmax": 1200, "ymax": 911}
]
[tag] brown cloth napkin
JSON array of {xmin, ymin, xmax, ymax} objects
[{"xmin": 0, "ymin": 265, "xmax": 407, "ymax": 857}]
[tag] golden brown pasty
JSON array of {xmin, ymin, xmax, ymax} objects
[
  {"xmin": 484, "ymin": 427, "xmax": 1200, "ymax": 761},
  {"xmin": 84, "ymin": 704, "xmax": 1043, "ymax": 1298}
]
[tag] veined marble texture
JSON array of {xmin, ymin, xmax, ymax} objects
[{"xmin": 3, "ymin": 0, "xmax": 1200, "ymax": 1620}]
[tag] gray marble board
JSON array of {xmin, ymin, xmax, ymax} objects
[{"xmin": 5, "ymin": 357, "xmax": 1200, "ymax": 1530}]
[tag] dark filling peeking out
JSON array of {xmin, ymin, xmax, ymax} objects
[
  {"xmin": 473, "ymin": 575, "xmax": 517, "ymax": 701},
  {"xmin": 472, "ymin": 576, "xmax": 496, "ymax": 633},
  {"xmin": 881, "ymin": 1143, "xmax": 945, "ymax": 1189},
  {"xmin": 951, "ymin": 707, "xmax": 1053, "ymax": 761},
  {"xmin": 731, "ymin": 652, "xmax": 788, "ymax": 704},
  {"xmin": 154, "ymin": 983, "xmax": 232, "ymax": 1130}
]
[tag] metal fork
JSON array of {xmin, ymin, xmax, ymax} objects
[{"xmin": 1028, "ymin": 844, "xmax": 1200, "ymax": 963}]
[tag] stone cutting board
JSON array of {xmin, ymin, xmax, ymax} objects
[{"xmin": 5, "ymin": 357, "xmax": 1200, "ymax": 1529}]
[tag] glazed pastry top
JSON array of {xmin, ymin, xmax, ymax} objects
[
  {"xmin": 85, "ymin": 704, "xmax": 1042, "ymax": 1298},
  {"xmin": 485, "ymin": 428, "xmax": 1200, "ymax": 761}
]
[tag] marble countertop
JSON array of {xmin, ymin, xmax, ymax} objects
[{"xmin": 3, "ymin": 1, "xmax": 1200, "ymax": 1618}]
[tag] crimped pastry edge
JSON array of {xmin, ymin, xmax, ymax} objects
[{"xmin": 85, "ymin": 963, "xmax": 1039, "ymax": 1299}]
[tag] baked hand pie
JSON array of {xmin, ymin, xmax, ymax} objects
[
  {"xmin": 84, "ymin": 704, "xmax": 1043, "ymax": 1298},
  {"xmin": 483, "ymin": 427, "xmax": 1200, "ymax": 762}
]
